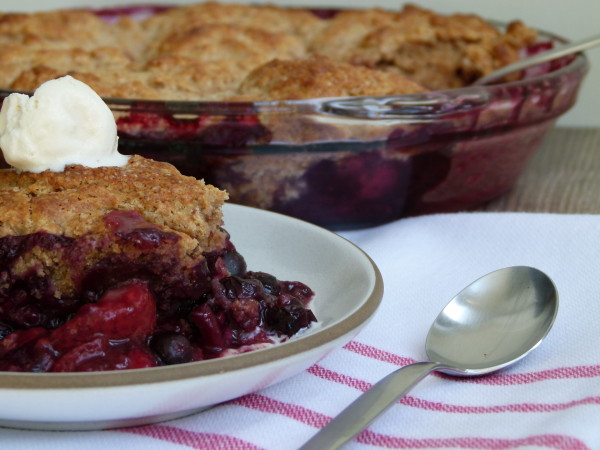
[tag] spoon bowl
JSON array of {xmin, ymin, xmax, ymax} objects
[
  {"xmin": 300, "ymin": 266, "xmax": 558, "ymax": 450},
  {"xmin": 427, "ymin": 266, "xmax": 558, "ymax": 375}
]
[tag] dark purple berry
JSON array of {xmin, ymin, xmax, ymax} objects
[
  {"xmin": 151, "ymin": 332, "xmax": 193, "ymax": 365},
  {"xmin": 221, "ymin": 276, "xmax": 265, "ymax": 301},
  {"xmin": 222, "ymin": 250, "xmax": 247, "ymax": 276},
  {"xmin": 248, "ymin": 272, "xmax": 281, "ymax": 296},
  {"xmin": 263, "ymin": 299, "xmax": 317, "ymax": 337}
]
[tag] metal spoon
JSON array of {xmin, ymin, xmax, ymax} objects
[
  {"xmin": 299, "ymin": 266, "xmax": 558, "ymax": 450},
  {"xmin": 473, "ymin": 33, "xmax": 600, "ymax": 85}
]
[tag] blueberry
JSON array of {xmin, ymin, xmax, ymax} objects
[
  {"xmin": 151, "ymin": 332, "xmax": 193, "ymax": 365},
  {"xmin": 221, "ymin": 276, "xmax": 265, "ymax": 300},
  {"xmin": 222, "ymin": 250, "xmax": 247, "ymax": 276},
  {"xmin": 248, "ymin": 271, "xmax": 280, "ymax": 296},
  {"xmin": 263, "ymin": 300, "xmax": 317, "ymax": 337}
]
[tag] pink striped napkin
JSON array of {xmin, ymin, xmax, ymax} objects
[{"xmin": 2, "ymin": 212, "xmax": 600, "ymax": 449}]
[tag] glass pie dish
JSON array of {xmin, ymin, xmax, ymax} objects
[{"xmin": 0, "ymin": 7, "xmax": 589, "ymax": 230}]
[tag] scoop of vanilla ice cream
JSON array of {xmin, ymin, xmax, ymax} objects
[{"xmin": 0, "ymin": 76, "xmax": 128, "ymax": 172}]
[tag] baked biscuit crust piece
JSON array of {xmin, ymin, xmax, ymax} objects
[
  {"xmin": 235, "ymin": 55, "xmax": 426, "ymax": 101},
  {"xmin": 0, "ymin": 155, "xmax": 228, "ymax": 254},
  {"xmin": 0, "ymin": 155, "xmax": 229, "ymax": 309}
]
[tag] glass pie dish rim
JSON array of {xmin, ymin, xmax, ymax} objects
[{"xmin": 0, "ymin": 23, "xmax": 588, "ymax": 125}]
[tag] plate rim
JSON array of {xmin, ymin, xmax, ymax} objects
[{"xmin": 0, "ymin": 203, "xmax": 383, "ymax": 390}]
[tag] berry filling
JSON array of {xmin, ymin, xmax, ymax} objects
[{"xmin": 0, "ymin": 210, "xmax": 316, "ymax": 372}]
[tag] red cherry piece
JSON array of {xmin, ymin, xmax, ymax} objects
[
  {"xmin": 0, "ymin": 327, "xmax": 47, "ymax": 358},
  {"xmin": 190, "ymin": 303, "xmax": 225, "ymax": 349},
  {"xmin": 49, "ymin": 281, "xmax": 156, "ymax": 353},
  {"xmin": 52, "ymin": 336, "xmax": 157, "ymax": 372}
]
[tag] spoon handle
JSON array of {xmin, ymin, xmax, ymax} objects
[
  {"xmin": 299, "ymin": 361, "xmax": 441, "ymax": 450},
  {"xmin": 473, "ymin": 33, "xmax": 600, "ymax": 85}
]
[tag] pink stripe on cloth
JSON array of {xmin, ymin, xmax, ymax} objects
[
  {"xmin": 355, "ymin": 429, "xmax": 590, "ymax": 450},
  {"xmin": 343, "ymin": 340, "xmax": 415, "ymax": 366},
  {"xmin": 402, "ymin": 394, "xmax": 600, "ymax": 414},
  {"xmin": 230, "ymin": 393, "xmax": 330, "ymax": 428},
  {"xmin": 308, "ymin": 365, "xmax": 600, "ymax": 414},
  {"xmin": 308, "ymin": 363, "xmax": 371, "ymax": 391},
  {"xmin": 343, "ymin": 341, "xmax": 600, "ymax": 385},
  {"xmin": 119, "ymin": 424, "xmax": 262, "ymax": 450},
  {"xmin": 226, "ymin": 392, "xmax": 590, "ymax": 449},
  {"xmin": 441, "ymin": 365, "xmax": 600, "ymax": 386}
]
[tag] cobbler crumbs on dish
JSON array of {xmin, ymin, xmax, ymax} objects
[{"xmin": 0, "ymin": 155, "xmax": 316, "ymax": 372}]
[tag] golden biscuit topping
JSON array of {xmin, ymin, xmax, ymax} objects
[
  {"xmin": 0, "ymin": 3, "xmax": 538, "ymax": 101},
  {"xmin": 0, "ymin": 155, "xmax": 228, "ymax": 254}
]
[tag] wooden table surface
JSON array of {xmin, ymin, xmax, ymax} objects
[{"xmin": 482, "ymin": 127, "xmax": 600, "ymax": 214}]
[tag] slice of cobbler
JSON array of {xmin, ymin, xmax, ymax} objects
[{"xmin": 0, "ymin": 155, "xmax": 316, "ymax": 372}]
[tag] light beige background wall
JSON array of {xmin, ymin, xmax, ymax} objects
[{"xmin": 4, "ymin": 0, "xmax": 599, "ymax": 127}]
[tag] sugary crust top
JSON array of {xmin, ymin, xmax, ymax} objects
[
  {"xmin": 0, "ymin": 10, "xmax": 117, "ymax": 48},
  {"xmin": 235, "ymin": 55, "xmax": 426, "ymax": 101},
  {"xmin": 0, "ymin": 3, "xmax": 538, "ymax": 100},
  {"xmin": 0, "ymin": 155, "xmax": 229, "ymax": 254},
  {"xmin": 311, "ymin": 5, "xmax": 537, "ymax": 89}
]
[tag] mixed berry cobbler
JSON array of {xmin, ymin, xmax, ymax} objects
[
  {"xmin": 0, "ymin": 155, "xmax": 316, "ymax": 372},
  {"xmin": 0, "ymin": 3, "xmax": 538, "ymax": 100}
]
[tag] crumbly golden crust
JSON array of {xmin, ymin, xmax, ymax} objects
[
  {"xmin": 141, "ymin": 1, "xmax": 326, "ymax": 50},
  {"xmin": 235, "ymin": 55, "xmax": 426, "ymax": 101},
  {"xmin": 0, "ymin": 155, "xmax": 228, "ymax": 255},
  {"xmin": 311, "ymin": 5, "xmax": 538, "ymax": 89},
  {"xmin": 0, "ymin": 10, "xmax": 117, "ymax": 48},
  {"xmin": 1, "ymin": 3, "xmax": 537, "ymax": 100}
]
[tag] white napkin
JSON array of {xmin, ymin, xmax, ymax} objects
[{"xmin": 2, "ymin": 212, "xmax": 600, "ymax": 449}]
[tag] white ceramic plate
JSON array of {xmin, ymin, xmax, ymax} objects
[{"xmin": 0, "ymin": 203, "xmax": 383, "ymax": 430}]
